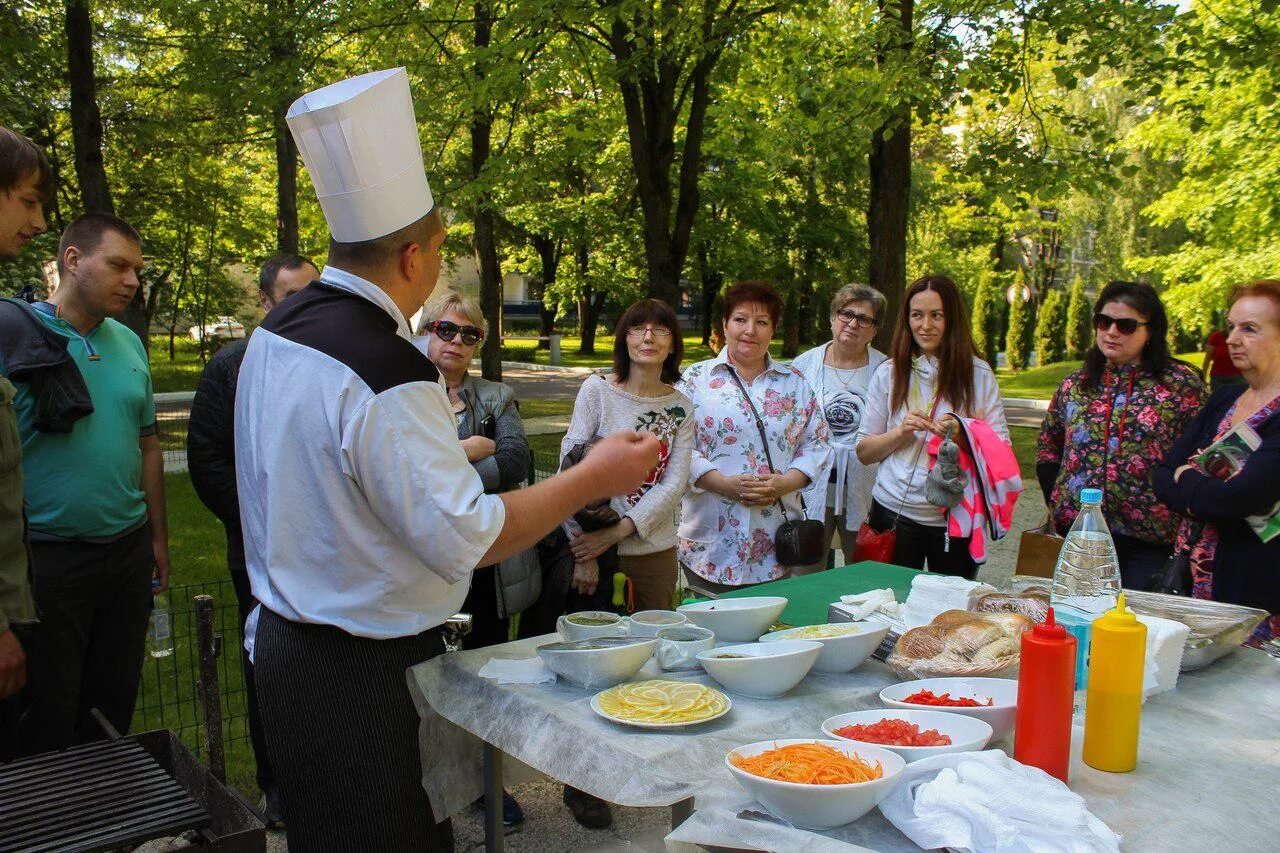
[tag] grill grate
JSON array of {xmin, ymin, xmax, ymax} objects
[{"xmin": 0, "ymin": 737, "xmax": 211, "ymax": 852}]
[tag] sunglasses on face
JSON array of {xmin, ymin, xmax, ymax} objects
[
  {"xmin": 426, "ymin": 319, "xmax": 484, "ymax": 346},
  {"xmin": 1093, "ymin": 313, "xmax": 1148, "ymax": 335},
  {"xmin": 835, "ymin": 308, "xmax": 877, "ymax": 329}
]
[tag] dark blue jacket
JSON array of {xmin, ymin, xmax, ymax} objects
[{"xmin": 1153, "ymin": 384, "xmax": 1280, "ymax": 614}]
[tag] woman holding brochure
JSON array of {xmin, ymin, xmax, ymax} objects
[{"xmin": 1155, "ymin": 279, "xmax": 1280, "ymax": 647}]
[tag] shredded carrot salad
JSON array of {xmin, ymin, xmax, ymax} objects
[{"xmin": 729, "ymin": 742, "xmax": 883, "ymax": 785}]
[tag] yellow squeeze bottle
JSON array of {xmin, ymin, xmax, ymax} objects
[{"xmin": 1082, "ymin": 593, "xmax": 1147, "ymax": 772}]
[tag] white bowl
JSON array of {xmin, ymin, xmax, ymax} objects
[
  {"xmin": 697, "ymin": 640, "xmax": 821, "ymax": 699},
  {"xmin": 726, "ymin": 738, "xmax": 905, "ymax": 829},
  {"xmin": 557, "ymin": 611, "xmax": 628, "ymax": 643},
  {"xmin": 821, "ymin": 708, "xmax": 993, "ymax": 763},
  {"xmin": 760, "ymin": 622, "xmax": 890, "ymax": 674},
  {"xmin": 629, "ymin": 610, "xmax": 688, "ymax": 638},
  {"xmin": 536, "ymin": 637, "xmax": 658, "ymax": 690},
  {"xmin": 879, "ymin": 677, "xmax": 1019, "ymax": 742},
  {"xmin": 678, "ymin": 596, "xmax": 788, "ymax": 642}
]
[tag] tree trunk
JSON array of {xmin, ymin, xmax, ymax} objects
[
  {"xmin": 696, "ymin": 240, "xmax": 722, "ymax": 347},
  {"xmin": 273, "ymin": 98, "xmax": 300, "ymax": 254},
  {"xmin": 472, "ymin": 0, "xmax": 503, "ymax": 381},
  {"xmin": 608, "ymin": 17, "xmax": 720, "ymax": 305},
  {"xmin": 575, "ymin": 245, "xmax": 605, "ymax": 355},
  {"xmin": 867, "ymin": 0, "xmax": 914, "ymax": 351},
  {"xmin": 531, "ymin": 233, "xmax": 561, "ymax": 348}
]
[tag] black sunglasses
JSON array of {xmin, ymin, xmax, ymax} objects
[
  {"xmin": 427, "ymin": 319, "xmax": 484, "ymax": 346},
  {"xmin": 1093, "ymin": 313, "xmax": 1148, "ymax": 335}
]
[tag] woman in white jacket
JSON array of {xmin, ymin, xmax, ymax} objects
[{"xmin": 791, "ymin": 284, "xmax": 888, "ymax": 572}]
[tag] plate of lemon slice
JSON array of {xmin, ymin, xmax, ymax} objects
[{"xmin": 591, "ymin": 679, "xmax": 732, "ymax": 729}]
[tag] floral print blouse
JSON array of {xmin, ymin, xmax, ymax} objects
[
  {"xmin": 1037, "ymin": 362, "xmax": 1205, "ymax": 545},
  {"xmin": 677, "ymin": 350, "xmax": 831, "ymax": 586}
]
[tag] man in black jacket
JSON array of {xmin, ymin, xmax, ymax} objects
[{"xmin": 186, "ymin": 252, "xmax": 315, "ymax": 824}]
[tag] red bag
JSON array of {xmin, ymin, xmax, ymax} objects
[{"xmin": 853, "ymin": 522, "xmax": 896, "ymax": 564}]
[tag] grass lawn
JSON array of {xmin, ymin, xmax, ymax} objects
[
  {"xmin": 996, "ymin": 352, "xmax": 1202, "ymax": 400},
  {"xmin": 148, "ymin": 335, "xmax": 222, "ymax": 393},
  {"xmin": 517, "ymin": 398, "xmax": 575, "ymax": 420}
]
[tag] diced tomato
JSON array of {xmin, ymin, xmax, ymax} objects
[
  {"xmin": 834, "ymin": 718, "xmax": 953, "ymax": 747},
  {"xmin": 902, "ymin": 689, "xmax": 993, "ymax": 707}
]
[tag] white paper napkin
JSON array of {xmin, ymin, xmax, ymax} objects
[{"xmin": 477, "ymin": 657, "xmax": 557, "ymax": 684}]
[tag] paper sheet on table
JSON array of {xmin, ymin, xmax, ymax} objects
[{"xmin": 477, "ymin": 656, "xmax": 556, "ymax": 684}]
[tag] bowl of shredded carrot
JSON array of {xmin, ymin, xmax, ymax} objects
[{"xmin": 725, "ymin": 739, "xmax": 905, "ymax": 829}]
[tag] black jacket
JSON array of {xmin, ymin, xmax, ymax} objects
[
  {"xmin": 186, "ymin": 337, "xmax": 248, "ymax": 569},
  {"xmin": 0, "ymin": 298, "xmax": 93, "ymax": 432},
  {"xmin": 1153, "ymin": 384, "xmax": 1280, "ymax": 613}
]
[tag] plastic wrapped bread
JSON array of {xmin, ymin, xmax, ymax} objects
[
  {"xmin": 887, "ymin": 609, "xmax": 1033, "ymax": 679},
  {"xmin": 973, "ymin": 590, "xmax": 1051, "ymax": 623}
]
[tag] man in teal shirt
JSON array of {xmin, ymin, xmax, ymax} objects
[
  {"xmin": 4, "ymin": 212, "xmax": 170, "ymax": 754},
  {"xmin": 0, "ymin": 124, "xmax": 50, "ymax": 760}
]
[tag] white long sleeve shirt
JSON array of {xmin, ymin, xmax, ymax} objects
[{"xmin": 236, "ymin": 266, "xmax": 505, "ymax": 646}]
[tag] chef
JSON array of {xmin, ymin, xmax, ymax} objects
[{"xmin": 234, "ymin": 68, "xmax": 658, "ymax": 851}]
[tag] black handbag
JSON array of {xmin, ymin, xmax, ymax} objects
[
  {"xmin": 1146, "ymin": 521, "xmax": 1203, "ymax": 597},
  {"xmin": 726, "ymin": 368, "xmax": 827, "ymax": 567}
]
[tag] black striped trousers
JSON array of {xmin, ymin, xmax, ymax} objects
[{"xmin": 254, "ymin": 607, "xmax": 454, "ymax": 852}]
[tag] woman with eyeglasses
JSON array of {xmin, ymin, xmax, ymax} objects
[
  {"xmin": 556, "ymin": 299, "xmax": 693, "ymax": 829},
  {"xmin": 678, "ymin": 281, "xmax": 830, "ymax": 591},
  {"xmin": 855, "ymin": 275, "xmax": 1008, "ymax": 579},
  {"xmin": 1037, "ymin": 280, "xmax": 1206, "ymax": 589},
  {"xmin": 790, "ymin": 284, "xmax": 888, "ymax": 572}
]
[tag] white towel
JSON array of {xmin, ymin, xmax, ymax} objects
[
  {"xmin": 837, "ymin": 588, "xmax": 902, "ymax": 621},
  {"xmin": 879, "ymin": 750, "xmax": 1120, "ymax": 853}
]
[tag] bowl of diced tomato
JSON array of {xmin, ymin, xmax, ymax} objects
[
  {"xmin": 878, "ymin": 677, "xmax": 1019, "ymax": 742},
  {"xmin": 821, "ymin": 709, "xmax": 993, "ymax": 763}
]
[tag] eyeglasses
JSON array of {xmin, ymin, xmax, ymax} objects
[
  {"xmin": 835, "ymin": 308, "xmax": 877, "ymax": 328},
  {"xmin": 1093, "ymin": 313, "xmax": 1148, "ymax": 335},
  {"xmin": 426, "ymin": 319, "xmax": 484, "ymax": 346},
  {"xmin": 625, "ymin": 325, "xmax": 673, "ymax": 339}
]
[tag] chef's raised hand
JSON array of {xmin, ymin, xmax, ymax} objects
[{"xmin": 580, "ymin": 431, "xmax": 661, "ymax": 499}]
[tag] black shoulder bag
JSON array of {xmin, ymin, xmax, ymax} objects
[{"xmin": 727, "ymin": 368, "xmax": 827, "ymax": 566}]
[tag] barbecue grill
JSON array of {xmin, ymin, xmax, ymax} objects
[{"xmin": 0, "ymin": 727, "xmax": 264, "ymax": 852}]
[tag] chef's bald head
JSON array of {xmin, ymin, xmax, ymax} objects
[{"xmin": 326, "ymin": 207, "xmax": 444, "ymax": 274}]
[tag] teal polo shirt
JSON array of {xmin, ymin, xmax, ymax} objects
[{"xmin": 0, "ymin": 305, "xmax": 156, "ymax": 539}]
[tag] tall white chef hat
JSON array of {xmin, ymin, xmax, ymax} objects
[{"xmin": 286, "ymin": 67, "xmax": 435, "ymax": 243}]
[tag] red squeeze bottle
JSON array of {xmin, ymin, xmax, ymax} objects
[{"xmin": 1014, "ymin": 607, "xmax": 1077, "ymax": 782}]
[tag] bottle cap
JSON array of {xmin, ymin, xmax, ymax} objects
[
  {"xmin": 1080, "ymin": 487, "xmax": 1103, "ymax": 504},
  {"xmin": 1033, "ymin": 606, "xmax": 1069, "ymax": 640},
  {"xmin": 1096, "ymin": 592, "xmax": 1140, "ymax": 627}
]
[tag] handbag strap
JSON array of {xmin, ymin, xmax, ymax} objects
[
  {"xmin": 889, "ymin": 394, "xmax": 945, "ymax": 528},
  {"xmin": 725, "ymin": 365, "xmax": 806, "ymax": 521}
]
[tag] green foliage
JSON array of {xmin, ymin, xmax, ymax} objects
[
  {"xmin": 1034, "ymin": 289, "xmax": 1068, "ymax": 367},
  {"xmin": 971, "ymin": 272, "xmax": 1001, "ymax": 367},
  {"xmin": 1005, "ymin": 287, "xmax": 1035, "ymax": 371},
  {"xmin": 1065, "ymin": 276, "xmax": 1092, "ymax": 359}
]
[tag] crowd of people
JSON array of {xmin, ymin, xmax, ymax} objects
[{"xmin": 2, "ymin": 62, "xmax": 1280, "ymax": 851}]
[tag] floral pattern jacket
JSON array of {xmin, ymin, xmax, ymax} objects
[
  {"xmin": 677, "ymin": 349, "xmax": 831, "ymax": 585},
  {"xmin": 1036, "ymin": 361, "xmax": 1205, "ymax": 544}
]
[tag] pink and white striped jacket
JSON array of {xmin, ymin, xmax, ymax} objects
[{"xmin": 927, "ymin": 418, "xmax": 1023, "ymax": 563}]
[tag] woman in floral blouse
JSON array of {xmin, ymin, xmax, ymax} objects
[
  {"xmin": 678, "ymin": 281, "xmax": 831, "ymax": 590},
  {"xmin": 1037, "ymin": 280, "xmax": 1206, "ymax": 589}
]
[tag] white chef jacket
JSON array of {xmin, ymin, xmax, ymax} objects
[{"xmin": 236, "ymin": 266, "xmax": 505, "ymax": 649}]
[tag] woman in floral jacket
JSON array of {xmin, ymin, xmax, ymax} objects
[
  {"xmin": 1037, "ymin": 280, "xmax": 1206, "ymax": 589},
  {"xmin": 678, "ymin": 281, "xmax": 830, "ymax": 590}
]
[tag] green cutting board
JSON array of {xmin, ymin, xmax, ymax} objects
[{"xmin": 690, "ymin": 561, "xmax": 921, "ymax": 627}]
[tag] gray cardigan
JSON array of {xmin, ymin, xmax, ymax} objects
[{"xmin": 456, "ymin": 373, "xmax": 529, "ymax": 492}]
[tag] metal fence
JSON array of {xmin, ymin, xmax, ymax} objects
[{"xmin": 134, "ymin": 579, "xmax": 250, "ymax": 758}]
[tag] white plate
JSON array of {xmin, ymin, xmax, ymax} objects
[{"xmin": 590, "ymin": 686, "xmax": 733, "ymax": 730}]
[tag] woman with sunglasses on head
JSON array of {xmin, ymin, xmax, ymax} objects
[
  {"xmin": 855, "ymin": 275, "xmax": 1009, "ymax": 579},
  {"xmin": 556, "ymin": 299, "xmax": 693, "ymax": 828},
  {"xmin": 791, "ymin": 284, "xmax": 889, "ymax": 572},
  {"xmin": 1037, "ymin": 280, "xmax": 1205, "ymax": 589},
  {"xmin": 678, "ymin": 281, "xmax": 831, "ymax": 591}
]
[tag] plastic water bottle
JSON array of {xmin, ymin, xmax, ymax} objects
[
  {"xmin": 149, "ymin": 588, "xmax": 174, "ymax": 658},
  {"xmin": 1050, "ymin": 488, "xmax": 1121, "ymax": 618}
]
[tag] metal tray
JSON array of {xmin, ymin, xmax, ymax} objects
[
  {"xmin": 1120, "ymin": 590, "xmax": 1267, "ymax": 671},
  {"xmin": 1005, "ymin": 577, "xmax": 1267, "ymax": 671}
]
